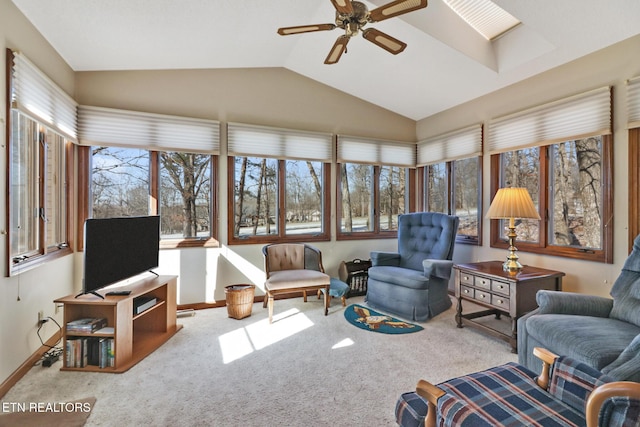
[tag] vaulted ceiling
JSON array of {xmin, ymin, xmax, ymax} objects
[{"xmin": 11, "ymin": 0, "xmax": 640, "ymax": 120}]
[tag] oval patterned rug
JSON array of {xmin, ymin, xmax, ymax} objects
[{"xmin": 344, "ymin": 304, "xmax": 423, "ymax": 334}]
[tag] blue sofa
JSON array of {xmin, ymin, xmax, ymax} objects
[
  {"xmin": 517, "ymin": 234, "xmax": 640, "ymax": 382},
  {"xmin": 366, "ymin": 212, "xmax": 459, "ymax": 322}
]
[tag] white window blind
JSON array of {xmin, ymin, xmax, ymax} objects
[
  {"xmin": 487, "ymin": 87, "xmax": 611, "ymax": 154},
  {"xmin": 227, "ymin": 123, "xmax": 332, "ymax": 161},
  {"xmin": 417, "ymin": 124, "xmax": 482, "ymax": 166},
  {"xmin": 78, "ymin": 106, "xmax": 220, "ymax": 154},
  {"xmin": 628, "ymin": 76, "xmax": 640, "ymax": 129},
  {"xmin": 11, "ymin": 51, "xmax": 78, "ymax": 142},
  {"xmin": 337, "ymin": 136, "xmax": 416, "ymax": 167}
]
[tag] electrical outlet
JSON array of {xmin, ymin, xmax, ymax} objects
[
  {"xmin": 38, "ymin": 310, "xmax": 44, "ymax": 325},
  {"xmin": 55, "ymin": 304, "xmax": 61, "ymax": 314}
]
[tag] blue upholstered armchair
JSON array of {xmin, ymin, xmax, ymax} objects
[
  {"xmin": 518, "ymin": 233, "xmax": 640, "ymax": 382},
  {"xmin": 366, "ymin": 212, "xmax": 459, "ymax": 322}
]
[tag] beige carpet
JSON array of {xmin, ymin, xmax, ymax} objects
[
  {"xmin": 1, "ymin": 296, "xmax": 517, "ymax": 426},
  {"xmin": 0, "ymin": 397, "xmax": 96, "ymax": 427}
]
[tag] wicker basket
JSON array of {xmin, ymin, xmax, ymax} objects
[{"xmin": 225, "ymin": 284, "xmax": 256, "ymax": 319}]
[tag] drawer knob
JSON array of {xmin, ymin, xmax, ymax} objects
[
  {"xmin": 463, "ymin": 276, "xmax": 469, "ymax": 281},
  {"xmin": 464, "ymin": 289, "xmax": 469, "ymax": 294},
  {"xmin": 497, "ymin": 299, "xmax": 504, "ymax": 304},
  {"xmin": 479, "ymin": 294, "xmax": 485, "ymax": 298},
  {"xmin": 481, "ymin": 280, "xmax": 487, "ymax": 284}
]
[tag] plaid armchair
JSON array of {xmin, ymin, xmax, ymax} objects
[{"xmin": 396, "ymin": 348, "xmax": 640, "ymax": 427}]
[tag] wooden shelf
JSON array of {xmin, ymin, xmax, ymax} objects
[{"xmin": 55, "ymin": 275, "xmax": 180, "ymax": 373}]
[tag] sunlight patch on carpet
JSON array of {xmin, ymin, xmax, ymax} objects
[
  {"xmin": 219, "ymin": 308, "xmax": 314, "ymax": 363},
  {"xmin": 332, "ymin": 338, "xmax": 354, "ymax": 349}
]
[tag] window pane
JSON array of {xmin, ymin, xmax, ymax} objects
[
  {"xmin": 285, "ymin": 160, "xmax": 324, "ymax": 235},
  {"xmin": 501, "ymin": 147, "xmax": 540, "ymax": 243},
  {"xmin": 427, "ymin": 163, "xmax": 447, "ymax": 213},
  {"xmin": 454, "ymin": 157, "xmax": 479, "ymax": 238},
  {"xmin": 91, "ymin": 147, "xmax": 150, "ymax": 218},
  {"xmin": 159, "ymin": 153, "xmax": 211, "ymax": 239},
  {"xmin": 550, "ymin": 138, "xmax": 602, "ymax": 249},
  {"xmin": 340, "ymin": 163, "xmax": 373, "ymax": 233},
  {"xmin": 379, "ymin": 166, "xmax": 406, "ymax": 231},
  {"xmin": 233, "ymin": 156, "xmax": 277, "ymax": 237},
  {"xmin": 10, "ymin": 111, "xmax": 39, "ymax": 257},
  {"xmin": 45, "ymin": 131, "xmax": 67, "ymax": 248}
]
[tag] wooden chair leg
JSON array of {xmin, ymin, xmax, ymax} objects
[
  {"xmin": 268, "ymin": 294, "xmax": 274, "ymax": 324},
  {"xmin": 323, "ymin": 285, "xmax": 329, "ymax": 315},
  {"xmin": 341, "ymin": 296, "xmax": 346, "ymax": 307},
  {"xmin": 303, "ymin": 290, "xmax": 308, "ymax": 302}
]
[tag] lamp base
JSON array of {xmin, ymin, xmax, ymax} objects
[{"xmin": 503, "ymin": 225, "xmax": 523, "ymax": 274}]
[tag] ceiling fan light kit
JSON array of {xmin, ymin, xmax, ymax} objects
[{"xmin": 278, "ymin": 0, "xmax": 428, "ymax": 64}]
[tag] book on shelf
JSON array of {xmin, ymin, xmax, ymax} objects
[
  {"xmin": 66, "ymin": 317, "xmax": 108, "ymax": 333},
  {"xmin": 65, "ymin": 336, "xmax": 114, "ymax": 368}
]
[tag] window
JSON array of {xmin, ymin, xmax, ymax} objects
[
  {"xmin": 7, "ymin": 50, "xmax": 75, "ymax": 275},
  {"xmin": 78, "ymin": 106, "xmax": 220, "ymax": 248},
  {"xmin": 159, "ymin": 152, "xmax": 212, "ymax": 240},
  {"xmin": 91, "ymin": 147, "xmax": 150, "ymax": 218},
  {"xmin": 627, "ymin": 76, "xmax": 640, "ymax": 251},
  {"xmin": 337, "ymin": 136, "xmax": 415, "ymax": 239},
  {"xmin": 418, "ymin": 125, "xmax": 483, "ymax": 243},
  {"xmin": 488, "ymin": 87, "xmax": 612, "ymax": 262},
  {"xmin": 9, "ymin": 112, "xmax": 72, "ymax": 273},
  {"xmin": 228, "ymin": 123, "xmax": 331, "ymax": 243}
]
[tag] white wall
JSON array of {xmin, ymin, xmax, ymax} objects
[
  {"xmin": 0, "ymin": 0, "xmax": 77, "ymax": 386},
  {"xmin": 418, "ymin": 34, "xmax": 640, "ymax": 298}
]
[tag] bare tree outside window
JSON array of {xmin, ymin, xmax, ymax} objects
[
  {"xmin": 91, "ymin": 147, "xmax": 149, "ymax": 219},
  {"xmin": 426, "ymin": 162, "xmax": 447, "ymax": 213},
  {"xmin": 159, "ymin": 152, "xmax": 211, "ymax": 239},
  {"xmin": 340, "ymin": 163, "xmax": 373, "ymax": 233},
  {"xmin": 379, "ymin": 165, "xmax": 406, "ymax": 231},
  {"xmin": 233, "ymin": 156, "xmax": 277, "ymax": 237},
  {"xmin": 454, "ymin": 157, "xmax": 479, "ymax": 238},
  {"xmin": 501, "ymin": 147, "xmax": 540, "ymax": 242},
  {"xmin": 285, "ymin": 160, "xmax": 323, "ymax": 235},
  {"xmin": 550, "ymin": 137, "xmax": 602, "ymax": 249}
]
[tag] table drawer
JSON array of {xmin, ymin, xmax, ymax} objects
[
  {"xmin": 491, "ymin": 280, "xmax": 510, "ymax": 296},
  {"xmin": 459, "ymin": 273, "xmax": 474, "ymax": 286},
  {"xmin": 491, "ymin": 294, "xmax": 510, "ymax": 310},
  {"xmin": 474, "ymin": 290, "xmax": 490, "ymax": 303},
  {"xmin": 460, "ymin": 285, "xmax": 474, "ymax": 298},
  {"xmin": 473, "ymin": 276, "xmax": 491, "ymax": 290}
]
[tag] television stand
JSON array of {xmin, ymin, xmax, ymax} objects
[{"xmin": 55, "ymin": 275, "xmax": 181, "ymax": 373}]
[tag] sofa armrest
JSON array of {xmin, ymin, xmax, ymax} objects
[
  {"xmin": 416, "ymin": 379, "xmax": 445, "ymax": 427},
  {"xmin": 536, "ymin": 290, "xmax": 613, "ymax": 317},
  {"xmin": 370, "ymin": 251, "xmax": 400, "ymax": 267},
  {"xmin": 586, "ymin": 382, "xmax": 640, "ymax": 427},
  {"xmin": 602, "ymin": 333, "xmax": 640, "ymax": 382},
  {"xmin": 423, "ymin": 259, "xmax": 454, "ymax": 280}
]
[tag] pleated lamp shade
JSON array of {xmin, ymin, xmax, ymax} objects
[{"xmin": 485, "ymin": 188, "xmax": 541, "ymax": 220}]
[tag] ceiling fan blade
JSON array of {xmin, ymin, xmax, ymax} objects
[
  {"xmin": 362, "ymin": 28, "xmax": 407, "ymax": 55},
  {"xmin": 369, "ymin": 0, "xmax": 428, "ymax": 22},
  {"xmin": 330, "ymin": 0, "xmax": 354, "ymax": 15},
  {"xmin": 277, "ymin": 23, "xmax": 336, "ymax": 35},
  {"xmin": 324, "ymin": 35, "xmax": 350, "ymax": 65}
]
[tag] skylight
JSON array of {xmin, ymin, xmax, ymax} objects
[{"xmin": 443, "ymin": 0, "xmax": 521, "ymax": 40}]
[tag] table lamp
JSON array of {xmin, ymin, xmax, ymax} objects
[{"xmin": 485, "ymin": 187, "xmax": 541, "ymax": 273}]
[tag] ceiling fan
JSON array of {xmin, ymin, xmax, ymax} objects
[{"xmin": 277, "ymin": 0, "xmax": 428, "ymax": 65}]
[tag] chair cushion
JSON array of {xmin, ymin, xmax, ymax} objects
[
  {"xmin": 397, "ymin": 213, "xmax": 458, "ymax": 271},
  {"xmin": 266, "ymin": 270, "xmax": 329, "ymax": 291},
  {"xmin": 525, "ymin": 314, "xmax": 640, "ymax": 370},
  {"xmin": 367, "ymin": 266, "xmax": 429, "ymax": 290},
  {"xmin": 549, "ymin": 355, "xmax": 614, "ymax": 413},
  {"xmin": 395, "ymin": 392, "xmax": 427, "ymax": 427},
  {"xmin": 437, "ymin": 362, "xmax": 585, "ymax": 426}
]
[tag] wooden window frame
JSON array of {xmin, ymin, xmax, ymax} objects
[
  {"xmin": 77, "ymin": 147, "xmax": 219, "ymax": 251},
  {"xmin": 489, "ymin": 135, "xmax": 613, "ymax": 263},
  {"xmin": 227, "ymin": 156, "xmax": 331, "ymax": 245},
  {"xmin": 336, "ymin": 163, "xmax": 415, "ymax": 241}
]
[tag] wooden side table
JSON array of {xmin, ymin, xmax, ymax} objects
[{"xmin": 453, "ymin": 261, "xmax": 564, "ymax": 353}]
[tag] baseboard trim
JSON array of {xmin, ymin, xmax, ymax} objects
[{"xmin": 0, "ymin": 330, "xmax": 61, "ymax": 399}]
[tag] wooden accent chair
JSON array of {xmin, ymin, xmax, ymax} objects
[
  {"xmin": 396, "ymin": 347, "xmax": 640, "ymax": 427},
  {"xmin": 262, "ymin": 243, "xmax": 330, "ymax": 324}
]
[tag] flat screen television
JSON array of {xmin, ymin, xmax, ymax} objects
[{"xmin": 79, "ymin": 215, "xmax": 160, "ymax": 298}]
